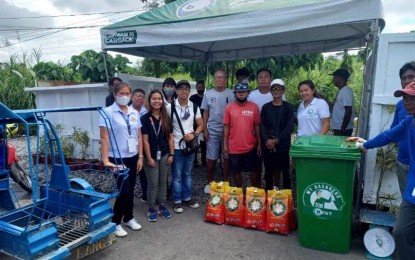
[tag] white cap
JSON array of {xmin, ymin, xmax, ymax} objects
[{"xmin": 271, "ymin": 78, "xmax": 285, "ymax": 87}]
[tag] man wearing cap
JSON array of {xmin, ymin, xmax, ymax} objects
[
  {"xmin": 349, "ymin": 81, "xmax": 415, "ymax": 260},
  {"xmin": 201, "ymin": 70, "xmax": 234, "ymax": 192},
  {"xmin": 223, "ymin": 82, "xmax": 261, "ymax": 188},
  {"xmin": 330, "ymin": 68, "xmax": 355, "ymax": 136},
  {"xmin": 261, "ymin": 79, "xmax": 294, "ymax": 190},
  {"xmin": 167, "ymin": 80, "xmax": 204, "ymax": 213},
  {"xmin": 392, "ymin": 62, "xmax": 415, "ymax": 197},
  {"xmin": 235, "ymin": 67, "xmax": 250, "ymax": 83}
]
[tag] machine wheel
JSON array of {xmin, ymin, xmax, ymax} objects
[{"xmin": 9, "ymin": 162, "xmax": 32, "ymax": 192}]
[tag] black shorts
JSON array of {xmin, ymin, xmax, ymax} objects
[{"xmin": 229, "ymin": 149, "xmax": 258, "ymax": 173}]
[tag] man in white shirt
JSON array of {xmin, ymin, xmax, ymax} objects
[
  {"xmin": 330, "ymin": 69, "xmax": 355, "ymax": 136},
  {"xmin": 167, "ymin": 80, "xmax": 204, "ymax": 213},
  {"xmin": 248, "ymin": 68, "xmax": 273, "ymax": 111},
  {"xmin": 247, "ymin": 68, "xmax": 273, "ymax": 188}
]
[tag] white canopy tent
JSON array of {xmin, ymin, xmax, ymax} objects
[
  {"xmin": 101, "ymin": 0, "xmax": 386, "ymax": 210},
  {"xmin": 101, "ymin": 0, "xmax": 385, "ymax": 62}
]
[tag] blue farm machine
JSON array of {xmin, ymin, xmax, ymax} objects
[{"xmin": 0, "ymin": 103, "xmax": 127, "ymax": 259}]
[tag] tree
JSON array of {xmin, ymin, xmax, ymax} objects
[
  {"xmin": 138, "ymin": 58, "xmax": 180, "ymax": 78},
  {"xmin": 33, "ymin": 62, "xmax": 75, "ymax": 81},
  {"xmin": 69, "ymin": 50, "xmax": 131, "ymax": 82}
]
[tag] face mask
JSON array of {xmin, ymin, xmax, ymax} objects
[
  {"xmin": 236, "ymin": 97, "xmax": 247, "ymax": 104},
  {"xmin": 197, "ymin": 90, "xmax": 205, "ymax": 95},
  {"xmin": 116, "ymin": 96, "xmax": 130, "ymax": 106},
  {"xmin": 164, "ymin": 88, "xmax": 176, "ymax": 97}
]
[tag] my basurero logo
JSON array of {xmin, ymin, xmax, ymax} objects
[
  {"xmin": 302, "ymin": 182, "xmax": 345, "ymax": 219},
  {"xmin": 177, "ymin": 0, "xmax": 217, "ymax": 18}
]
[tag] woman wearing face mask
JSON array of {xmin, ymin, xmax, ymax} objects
[
  {"xmin": 296, "ymin": 80, "xmax": 330, "ymax": 136},
  {"xmin": 99, "ymin": 82, "xmax": 144, "ymax": 238},
  {"xmin": 162, "ymin": 77, "xmax": 177, "ymax": 104}
]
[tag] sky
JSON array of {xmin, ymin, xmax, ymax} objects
[{"xmin": 0, "ymin": 0, "xmax": 414, "ymax": 65}]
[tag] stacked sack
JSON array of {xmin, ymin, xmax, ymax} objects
[{"xmin": 205, "ymin": 182, "xmax": 296, "ymax": 235}]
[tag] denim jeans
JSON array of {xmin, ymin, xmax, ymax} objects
[{"xmin": 172, "ymin": 149, "xmax": 195, "ymax": 204}]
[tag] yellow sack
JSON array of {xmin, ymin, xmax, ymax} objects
[
  {"xmin": 244, "ymin": 187, "xmax": 266, "ymax": 230},
  {"xmin": 205, "ymin": 181, "xmax": 228, "ymax": 224},
  {"xmin": 224, "ymin": 186, "xmax": 244, "ymax": 227}
]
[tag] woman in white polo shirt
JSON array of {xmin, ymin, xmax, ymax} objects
[
  {"xmin": 99, "ymin": 82, "xmax": 143, "ymax": 238},
  {"xmin": 297, "ymin": 80, "xmax": 330, "ymax": 136}
]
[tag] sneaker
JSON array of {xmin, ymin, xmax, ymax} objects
[
  {"xmin": 123, "ymin": 218, "xmax": 142, "ymax": 230},
  {"xmin": 114, "ymin": 224, "xmax": 128, "ymax": 237},
  {"xmin": 158, "ymin": 205, "xmax": 171, "ymax": 219},
  {"xmin": 173, "ymin": 203, "xmax": 184, "ymax": 214},
  {"xmin": 183, "ymin": 199, "xmax": 200, "ymax": 209},
  {"xmin": 204, "ymin": 184, "xmax": 211, "ymax": 194},
  {"xmin": 147, "ymin": 208, "xmax": 158, "ymax": 222}
]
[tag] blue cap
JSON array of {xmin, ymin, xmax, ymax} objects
[{"xmin": 234, "ymin": 82, "xmax": 249, "ymax": 92}]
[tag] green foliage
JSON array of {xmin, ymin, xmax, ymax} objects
[
  {"xmin": 377, "ymin": 193, "xmax": 400, "ymax": 215},
  {"xmin": 138, "ymin": 58, "xmax": 181, "ymax": 78},
  {"xmin": 33, "ymin": 61, "xmax": 74, "ymax": 81},
  {"xmin": 69, "ymin": 50, "xmax": 133, "ymax": 82},
  {"xmin": 69, "ymin": 50, "xmax": 111, "ymax": 82},
  {"xmin": 375, "ymin": 143, "xmax": 398, "ymax": 211},
  {"xmin": 0, "ymin": 55, "xmax": 36, "ymax": 109},
  {"xmin": 72, "ymin": 126, "xmax": 91, "ymax": 159}
]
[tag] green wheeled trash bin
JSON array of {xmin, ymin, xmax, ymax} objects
[{"xmin": 290, "ymin": 135, "xmax": 361, "ymax": 253}]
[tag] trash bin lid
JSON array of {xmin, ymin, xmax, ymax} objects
[{"xmin": 290, "ymin": 135, "xmax": 361, "ymax": 160}]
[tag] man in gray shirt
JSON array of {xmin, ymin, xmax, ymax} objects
[
  {"xmin": 201, "ymin": 70, "xmax": 234, "ymax": 192},
  {"xmin": 330, "ymin": 69, "xmax": 355, "ymax": 136}
]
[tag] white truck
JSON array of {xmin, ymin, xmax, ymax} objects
[{"xmin": 362, "ymin": 32, "xmax": 415, "ymax": 206}]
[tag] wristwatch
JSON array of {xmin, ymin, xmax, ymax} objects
[{"xmin": 194, "ymin": 132, "xmax": 199, "ymax": 138}]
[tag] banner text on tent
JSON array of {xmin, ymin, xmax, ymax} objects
[{"xmin": 104, "ymin": 30, "xmax": 137, "ymax": 45}]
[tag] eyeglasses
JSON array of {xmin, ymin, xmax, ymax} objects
[
  {"xmin": 177, "ymin": 87, "xmax": 190, "ymax": 91},
  {"xmin": 133, "ymin": 94, "xmax": 145, "ymax": 99},
  {"xmin": 271, "ymin": 87, "xmax": 285, "ymax": 92}
]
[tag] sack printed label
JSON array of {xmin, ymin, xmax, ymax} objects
[
  {"xmin": 177, "ymin": 0, "xmax": 216, "ymax": 18},
  {"xmin": 302, "ymin": 182, "xmax": 345, "ymax": 219},
  {"xmin": 104, "ymin": 30, "xmax": 137, "ymax": 45}
]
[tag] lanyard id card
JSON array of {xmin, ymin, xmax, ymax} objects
[
  {"xmin": 127, "ymin": 137, "xmax": 138, "ymax": 153},
  {"xmin": 156, "ymin": 150, "xmax": 161, "ymax": 161}
]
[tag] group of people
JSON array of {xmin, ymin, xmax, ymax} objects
[
  {"xmin": 98, "ymin": 66, "xmax": 358, "ymax": 238},
  {"xmin": 99, "ymin": 60, "xmax": 415, "ymax": 259},
  {"xmin": 203, "ymin": 68, "xmax": 356, "ymax": 193},
  {"xmin": 100, "ymin": 77, "xmax": 204, "ymax": 237}
]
